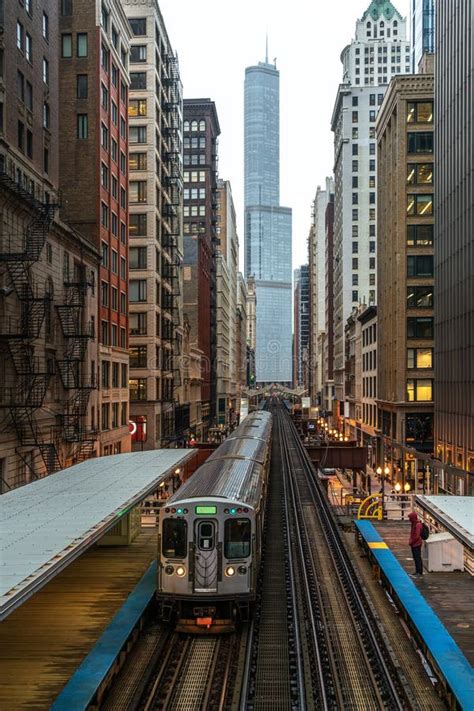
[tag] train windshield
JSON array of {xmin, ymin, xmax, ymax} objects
[
  {"xmin": 162, "ymin": 518, "xmax": 187, "ymax": 558},
  {"xmin": 224, "ymin": 518, "xmax": 251, "ymax": 558}
]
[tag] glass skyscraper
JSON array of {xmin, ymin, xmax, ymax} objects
[
  {"xmin": 244, "ymin": 58, "xmax": 292, "ymax": 384},
  {"xmin": 411, "ymin": 0, "xmax": 435, "ymax": 72}
]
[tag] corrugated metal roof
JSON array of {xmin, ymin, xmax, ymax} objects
[
  {"xmin": 0, "ymin": 450, "xmax": 195, "ymax": 620},
  {"xmin": 169, "ymin": 458, "xmax": 264, "ymax": 507},
  {"xmin": 207, "ymin": 436, "xmax": 267, "ymax": 464},
  {"xmin": 168, "ymin": 412, "xmax": 272, "ymax": 507}
]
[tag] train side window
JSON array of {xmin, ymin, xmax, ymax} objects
[
  {"xmin": 224, "ymin": 519, "xmax": 251, "ymax": 558},
  {"xmin": 162, "ymin": 519, "xmax": 187, "ymax": 558}
]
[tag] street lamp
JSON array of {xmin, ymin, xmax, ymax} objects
[
  {"xmin": 404, "ymin": 482, "xmax": 411, "ymax": 493},
  {"xmin": 394, "ymin": 482, "xmax": 401, "ymax": 493}
]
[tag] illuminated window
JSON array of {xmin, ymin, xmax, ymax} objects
[
  {"xmin": 407, "ymin": 348, "xmax": 433, "ymax": 369},
  {"xmin": 407, "ymin": 379, "xmax": 433, "ymax": 401},
  {"xmin": 407, "ymin": 101, "xmax": 433, "ymax": 124}
]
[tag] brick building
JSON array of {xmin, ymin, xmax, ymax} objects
[
  {"xmin": 376, "ymin": 61, "xmax": 435, "ymax": 482},
  {"xmin": 58, "ymin": 0, "xmax": 132, "ymax": 456},
  {"xmin": 0, "ymin": 0, "xmax": 100, "ymax": 490},
  {"xmin": 182, "ymin": 99, "xmax": 220, "ymax": 437}
]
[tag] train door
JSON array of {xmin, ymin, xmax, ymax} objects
[{"xmin": 193, "ymin": 520, "xmax": 218, "ymax": 592}]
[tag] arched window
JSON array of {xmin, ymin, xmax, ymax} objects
[
  {"xmin": 380, "ymin": 20, "xmax": 384, "ymax": 27},
  {"xmin": 191, "ymin": 120, "xmax": 198, "ymax": 132},
  {"xmin": 366, "ymin": 21, "xmax": 371, "ymax": 28},
  {"xmin": 183, "ymin": 120, "xmax": 190, "ymax": 132},
  {"xmin": 199, "ymin": 120, "xmax": 205, "ymax": 131},
  {"xmin": 393, "ymin": 20, "xmax": 398, "ymax": 27}
]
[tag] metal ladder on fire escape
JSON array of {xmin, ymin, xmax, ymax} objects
[
  {"xmin": 56, "ymin": 269, "xmax": 97, "ymax": 464},
  {"xmin": 0, "ymin": 168, "xmax": 60, "ymax": 482},
  {"xmin": 160, "ymin": 53, "xmax": 183, "ymax": 441}
]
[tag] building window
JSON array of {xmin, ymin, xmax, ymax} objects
[
  {"xmin": 101, "ymin": 42, "xmax": 109, "ymax": 71},
  {"xmin": 111, "ymin": 287, "xmax": 118, "ymax": 311},
  {"xmin": 42, "ymin": 12, "xmax": 49, "ymax": 40},
  {"xmin": 101, "ymin": 162, "xmax": 109, "ymax": 189},
  {"xmin": 130, "ymin": 72, "xmax": 146, "ymax": 90},
  {"xmin": 111, "ymin": 212, "xmax": 118, "ymax": 235},
  {"xmin": 407, "ymin": 101, "xmax": 433, "ymax": 124},
  {"xmin": 130, "ymin": 213, "xmax": 147, "ymax": 236},
  {"xmin": 129, "ymin": 312, "xmax": 147, "ymax": 335},
  {"xmin": 407, "ymin": 194, "xmax": 433, "ymax": 216},
  {"xmin": 130, "ymin": 180, "xmax": 147, "ymax": 203},
  {"xmin": 112, "ymin": 63, "xmax": 118, "ymax": 87},
  {"xmin": 130, "ymin": 345, "xmax": 147, "ymax": 368},
  {"xmin": 407, "ymin": 317, "xmax": 434, "ymax": 339},
  {"xmin": 407, "ymin": 224, "xmax": 433, "ymax": 246},
  {"xmin": 129, "ymin": 125, "xmax": 147, "ymax": 143},
  {"xmin": 111, "ymin": 402, "xmax": 119, "ymax": 428},
  {"xmin": 111, "ymin": 249, "xmax": 118, "ymax": 273},
  {"xmin": 352, "ymin": 258, "xmax": 358, "ymax": 269},
  {"xmin": 120, "ymin": 222, "xmax": 126, "ymax": 245},
  {"xmin": 407, "ymin": 132, "xmax": 433, "ymax": 153},
  {"xmin": 407, "ymin": 255, "xmax": 434, "ymax": 277},
  {"xmin": 130, "ymin": 45, "xmax": 147, "ymax": 63},
  {"xmin": 352, "ymin": 111, "xmax": 358, "ymax": 123},
  {"xmin": 407, "ymin": 286, "xmax": 433, "ymax": 309},
  {"xmin": 369, "ymin": 241, "xmax": 376, "ymax": 253},
  {"xmin": 129, "ymin": 279, "xmax": 147, "ymax": 302},
  {"xmin": 101, "ymin": 3, "xmax": 109, "ymax": 30},
  {"xmin": 129, "ymin": 17, "xmax": 146, "ymax": 35},
  {"xmin": 101, "ymin": 201, "xmax": 109, "ymax": 228},
  {"xmin": 77, "ymin": 114, "xmax": 88, "ymax": 139},
  {"xmin": 407, "ymin": 379, "xmax": 433, "ymax": 402},
  {"xmin": 61, "ymin": 0, "xmax": 73, "ymax": 15},
  {"xmin": 129, "ymin": 378, "xmax": 147, "ymax": 401},
  {"xmin": 101, "ymin": 403, "xmax": 110, "ymax": 430},
  {"xmin": 42, "ymin": 57, "xmax": 49, "ymax": 85},
  {"xmin": 26, "ymin": 129, "xmax": 33, "ymax": 158},
  {"xmin": 101, "ymin": 83, "xmax": 109, "ymax": 111},
  {"xmin": 352, "ymin": 290, "xmax": 358, "ymax": 302},
  {"xmin": 111, "ymin": 101, "xmax": 118, "ymax": 125},
  {"xmin": 101, "ymin": 123, "xmax": 109, "ymax": 149},
  {"xmin": 120, "ymin": 151, "xmax": 126, "ymax": 173},
  {"xmin": 102, "ymin": 241, "xmax": 109, "ymax": 267},
  {"xmin": 407, "ymin": 348, "xmax": 433, "ymax": 370},
  {"xmin": 61, "ymin": 33, "xmax": 72, "ymax": 57},
  {"xmin": 130, "ymin": 246, "xmax": 147, "ymax": 269},
  {"xmin": 77, "ymin": 74, "xmax": 88, "ymax": 98},
  {"xmin": 25, "ymin": 33, "xmax": 32, "ymax": 62},
  {"xmin": 407, "ymin": 163, "xmax": 434, "ymax": 185},
  {"xmin": 101, "ymin": 320, "xmax": 109, "ymax": 345},
  {"xmin": 101, "ymin": 280, "xmax": 109, "ymax": 307},
  {"xmin": 77, "ymin": 33, "xmax": 88, "ymax": 57},
  {"xmin": 129, "ymin": 153, "xmax": 147, "ymax": 171},
  {"xmin": 129, "ymin": 99, "xmax": 147, "ymax": 117}
]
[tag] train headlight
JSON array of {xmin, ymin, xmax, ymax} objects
[
  {"xmin": 238, "ymin": 566, "xmax": 247, "ymax": 575},
  {"xmin": 164, "ymin": 565, "xmax": 174, "ymax": 575},
  {"xmin": 176, "ymin": 565, "xmax": 186, "ymax": 577},
  {"xmin": 225, "ymin": 566, "xmax": 236, "ymax": 577}
]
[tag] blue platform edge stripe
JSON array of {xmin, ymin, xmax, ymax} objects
[
  {"xmin": 355, "ymin": 521, "xmax": 474, "ymax": 710},
  {"xmin": 51, "ymin": 560, "xmax": 156, "ymax": 711}
]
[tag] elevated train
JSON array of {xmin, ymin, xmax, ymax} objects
[{"xmin": 157, "ymin": 411, "xmax": 272, "ymax": 632}]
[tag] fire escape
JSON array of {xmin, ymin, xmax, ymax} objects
[
  {"xmin": 56, "ymin": 264, "xmax": 97, "ymax": 464},
  {"xmin": 161, "ymin": 54, "xmax": 183, "ymax": 440},
  {"xmin": 0, "ymin": 167, "xmax": 60, "ymax": 481}
]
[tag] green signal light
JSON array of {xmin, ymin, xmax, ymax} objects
[
  {"xmin": 230, "ymin": 508, "xmax": 236, "ymax": 514},
  {"xmin": 177, "ymin": 508, "xmax": 183, "ymax": 514}
]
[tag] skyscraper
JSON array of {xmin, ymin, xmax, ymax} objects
[
  {"xmin": 435, "ymin": 0, "xmax": 474, "ymax": 474},
  {"xmin": 244, "ymin": 56, "xmax": 292, "ymax": 384},
  {"xmin": 331, "ymin": 0, "xmax": 410, "ymax": 421},
  {"xmin": 411, "ymin": 0, "xmax": 435, "ymax": 72}
]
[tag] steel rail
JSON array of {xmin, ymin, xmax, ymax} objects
[
  {"xmin": 279, "ymin": 410, "xmax": 331, "ymax": 709},
  {"xmin": 281, "ymin": 406, "xmax": 408, "ymax": 710}
]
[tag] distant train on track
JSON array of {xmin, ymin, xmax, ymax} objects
[{"xmin": 157, "ymin": 411, "xmax": 272, "ymax": 633}]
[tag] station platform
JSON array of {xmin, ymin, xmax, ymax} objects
[
  {"xmin": 356, "ymin": 520, "xmax": 474, "ymax": 710},
  {"xmin": 0, "ymin": 449, "xmax": 196, "ymax": 619},
  {"xmin": 0, "ymin": 527, "xmax": 157, "ymax": 710}
]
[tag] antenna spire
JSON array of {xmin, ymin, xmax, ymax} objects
[{"xmin": 265, "ymin": 32, "xmax": 268, "ymax": 63}]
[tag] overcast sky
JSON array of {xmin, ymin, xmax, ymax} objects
[{"xmin": 159, "ymin": 0, "xmax": 411, "ymax": 272}]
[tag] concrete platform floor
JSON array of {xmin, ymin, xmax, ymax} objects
[{"xmin": 373, "ymin": 520, "xmax": 474, "ymax": 668}]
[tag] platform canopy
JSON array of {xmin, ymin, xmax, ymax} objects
[
  {"xmin": 0, "ymin": 450, "xmax": 195, "ymax": 620},
  {"xmin": 416, "ymin": 495, "xmax": 474, "ymax": 547}
]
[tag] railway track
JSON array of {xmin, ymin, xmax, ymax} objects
[{"xmin": 241, "ymin": 405, "xmax": 412, "ymax": 709}]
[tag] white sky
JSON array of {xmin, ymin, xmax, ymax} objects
[{"xmin": 159, "ymin": 0, "xmax": 410, "ymax": 272}]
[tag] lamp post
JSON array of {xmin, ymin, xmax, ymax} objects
[{"xmin": 376, "ymin": 466, "xmax": 383, "ymax": 517}]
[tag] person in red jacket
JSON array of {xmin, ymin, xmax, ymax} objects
[{"xmin": 408, "ymin": 511, "xmax": 424, "ymax": 578}]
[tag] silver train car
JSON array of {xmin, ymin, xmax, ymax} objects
[{"xmin": 157, "ymin": 411, "xmax": 272, "ymax": 633}]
